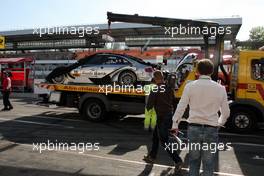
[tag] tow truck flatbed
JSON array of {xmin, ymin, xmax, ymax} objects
[
  {"xmin": 37, "ymin": 82, "xmax": 147, "ymax": 121},
  {"xmin": 37, "ymin": 82, "xmax": 146, "ymax": 96}
]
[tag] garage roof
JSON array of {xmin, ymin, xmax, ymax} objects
[{"xmin": 0, "ymin": 16, "xmax": 242, "ymax": 50}]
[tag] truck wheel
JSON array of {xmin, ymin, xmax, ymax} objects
[
  {"xmin": 229, "ymin": 108, "xmax": 257, "ymax": 132},
  {"xmin": 118, "ymin": 71, "xmax": 137, "ymax": 85},
  {"xmin": 82, "ymin": 99, "xmax": 106, "ymax": 122}
]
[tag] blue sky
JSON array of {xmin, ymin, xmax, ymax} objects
[{"xmin": 1, "ymin": 0, "xmax": 263, "ymax": 40}]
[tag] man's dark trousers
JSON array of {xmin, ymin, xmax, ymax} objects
[
  {"xmin": 2, "ymin": 91, "xmax": 12, "ymax": 109},
  {"xmin": 149, "ymin": 113, "xmax": 182, "ymax": 163}
]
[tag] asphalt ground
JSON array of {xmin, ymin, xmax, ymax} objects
[{"xmin": 0, "ymin": 98, "xmax": 263, "ymax": 176}]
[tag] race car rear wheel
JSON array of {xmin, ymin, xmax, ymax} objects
[
  {"xmin": 118, "ymin": 71, "xmax": 137, "ymax": 85},
  {"xmin": 52, "ymin": 74, "xmax": 66, "ymax": 84}
]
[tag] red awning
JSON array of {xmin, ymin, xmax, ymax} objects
[{"xmin": 0, "ymin": 57, "xmax": 33, "ymax": 64}]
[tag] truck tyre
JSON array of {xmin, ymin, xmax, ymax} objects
[
  {"xmin": 229, "ymin": 107, "xmax": 257, "ymax": 132},
  {"xmin": 118, "ymin": 71, "xmax": 137, "ymax": 85},
  {"xmin": 82, "ymin": 99, "xmax": 106, "ymax": 122}
]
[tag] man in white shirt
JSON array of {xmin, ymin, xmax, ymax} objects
[{"xmin": 171, "ymin": 59, "xmax": 230, "ymax": 176}]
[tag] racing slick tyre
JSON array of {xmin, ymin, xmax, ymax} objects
[
  {"xmin": 118, "ymin": 71, "xmax": 137, "ymax": 85},
  {"xmin": 228, "ymin": 107, "xmax": 257, "ymax": 132},
  {"xmin": 46, "ymin": 66, "xmax": 68, "ymax": 84},
  {"xmin": 82, "ymin": 99, "xmax": 106, "ymax": 122},
  {"xmin": 51, "ymin": 74, "xmax": 67, "ymax": 84}
]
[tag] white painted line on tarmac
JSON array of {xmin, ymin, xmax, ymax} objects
[
  {"xmin": 252, "ymin": 155, "xmax": 264, "ymax": 160},
  {"xmin": 5, "ymin": 115, "xmax": 264, "ymax": 148},
  {"xmin": 219, "ymin": 132, "xmax": 264, "ymax": 138},
  {"xmin": 16, "ymin": 142, "xmax": 244, "ymax": 176},
  {"xmin": 31, "ymin": 116, "xmax": 264, "ymax": 138},
  {"xmin": 231, "ymin": 142, "xmax": 264, "ymax": 147},
  {"xmin": 2, "ymin": 115, "xmax": 264, "ymax": 148},
  {"xmin": 180, "ymin": 129, "xmax": 263, "ymax": 138},
  {"xmin": 13, "ymin": 114, "xmax": 84, "ymax": 123},
  {"xmin": 0, "ymin": 117, "xmax": 74, "ymax": 129},
  {"xmin": 33, "ymin": 115, "xmax": 84, "ymax": 122},
  {"xmin": 167, "ymin": 137, "xmax": 264, "ymax": 148}
]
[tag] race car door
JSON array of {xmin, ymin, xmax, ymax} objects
[{"xmin": 77, "ymin": 55, "xmax": 106, "ymax": 82}]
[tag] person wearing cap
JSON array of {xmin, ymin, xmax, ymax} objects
[
  {"xmin": 171, "ymin": 59, "xmax": 230, "ymax": 176},
  {"xmin": 2, "ymin": 71, "xmax": 13, "ymax": 111}
]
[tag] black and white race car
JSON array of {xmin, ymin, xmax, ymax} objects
[{"xmin": 46, "ymin": 53, "xmax": 157, "ymax": 85}]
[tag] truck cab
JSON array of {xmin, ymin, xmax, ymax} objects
[
  {"xmin": 229, "ymin": 50, "xmax": 264, "ymax": 131},
  {"xmin": 172, "ymin": 50, "xmax": 264, "ymax": 131}
]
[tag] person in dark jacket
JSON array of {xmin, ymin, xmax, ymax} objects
[
  {"xmin": 143, "ymin": 70, "xmax": 183, "ymax": 173},
  {"xmin": 2, "ymin": 71, "xmax": 13, "ymax": 111}
]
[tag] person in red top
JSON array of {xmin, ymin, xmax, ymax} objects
[{"xmin": 2, "ymin": 71, "xmax": 13, "ymax": 111}]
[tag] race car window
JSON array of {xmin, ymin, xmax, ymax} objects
[
  {"xmin": 125, "ymin": 55, "xmax": 145, "ymax": 64},
  {"xmin": 83, "ymin": 55, "xmax": 105, "ymax": 65},
  {"xmin": 103, "ymin": 56, "xmax": 130, "ymax": 65}
]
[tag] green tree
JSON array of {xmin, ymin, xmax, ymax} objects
[{"xmin": 249, "ymin": 26, "xmax": 264, "ymax": 42}]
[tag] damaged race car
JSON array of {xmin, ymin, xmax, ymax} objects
[{"xmin": 45, "ymin": 53, "xmax": 157, "ymax": 85}]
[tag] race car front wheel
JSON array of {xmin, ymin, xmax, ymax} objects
[{"xmin": 118, "ymin": 71, "xmax": 137, "ymax": 85}]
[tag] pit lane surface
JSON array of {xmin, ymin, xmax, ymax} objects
[{"xmin": 0, "ymin": 98, "xmax": 263, "ymax": 176}]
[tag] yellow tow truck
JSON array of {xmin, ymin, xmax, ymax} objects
[
  {"xmin": 105, "ymin": 12, "xmax": 264, "ymax": 131},
  {"xmin": 175, "ymin": 50, "xmax": 264, "ymax": 131},
  {"xmin": 38, "ymin": 50, "xmax": 264, "ymax": 131},
  {"xmin": 38, "ymin": 13, "xmax": 264, "ymax": 132},
  {"xmin": 228, "ymin": 50, "xmax": 264, "ymax": 130}
]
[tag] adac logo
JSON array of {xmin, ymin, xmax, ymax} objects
[{"xmin": 0, "ymin": 36, "xmax": 5, "ymax": 49}]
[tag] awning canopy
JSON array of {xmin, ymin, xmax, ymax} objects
[
  {"xmin": 0, "ymin": 14, "xmax": 242, "ymax": 50},
  {"xmin": 0, "ymin": 57, "xmax": 33, "ymax": 64}
]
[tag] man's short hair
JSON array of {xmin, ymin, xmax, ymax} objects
[
  {"xmin": 153, "ymin": 70, "xmax": 164, "ymax": 80},
  {"xmin": 197, "ymin": 59, "xmax": 214, "ymax": 75}
]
